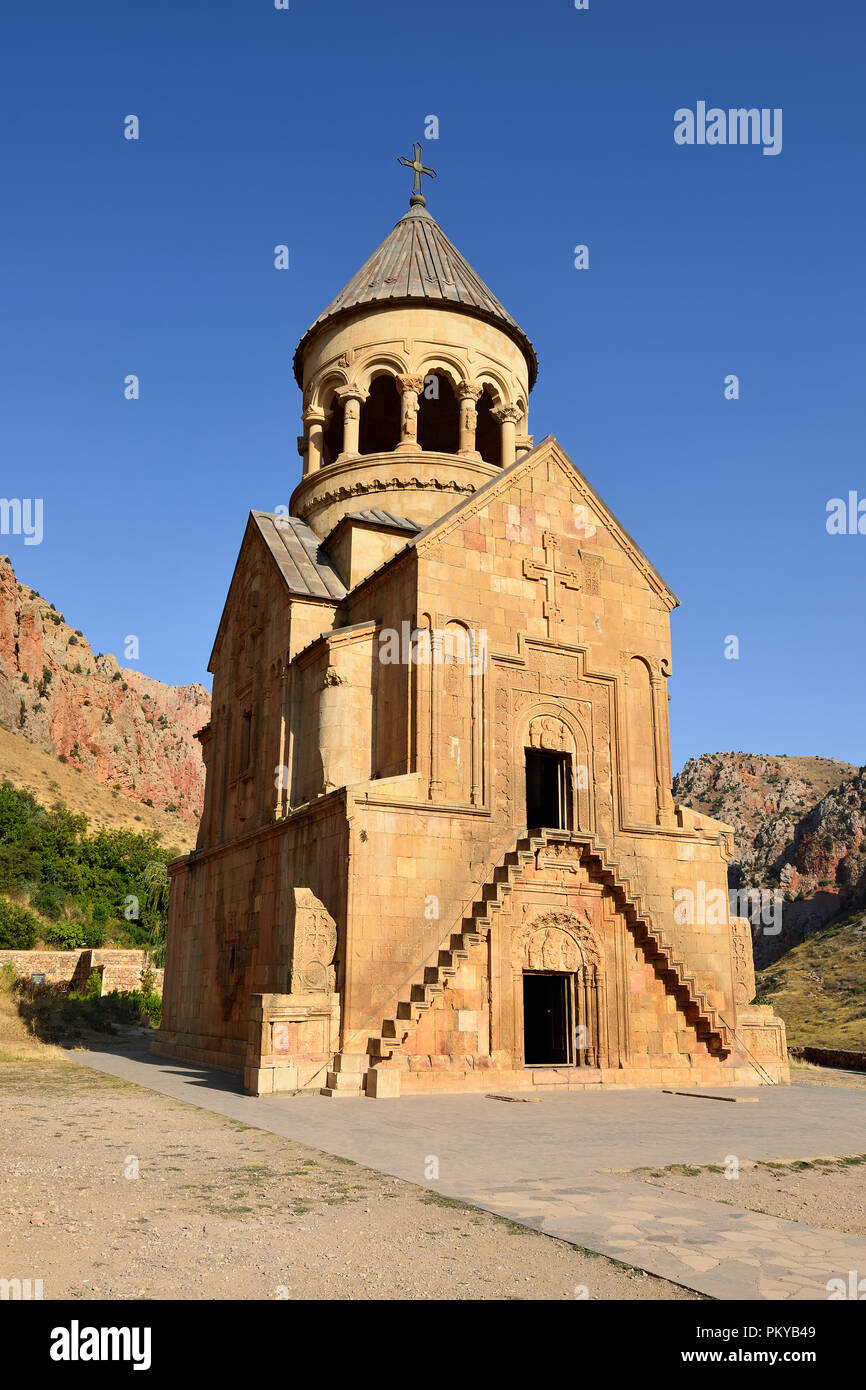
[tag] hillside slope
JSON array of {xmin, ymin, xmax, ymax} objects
[
  {"xmin": 0, "ymin": 556, "xmax": 209, "ymax": 824},
  {"xmin": 0, "ymin": 724, "xmax": 195, "ymax": 853},
  {"xmin": 756, "ymin": 910, "xmax": 866, "ymax": 1050}
]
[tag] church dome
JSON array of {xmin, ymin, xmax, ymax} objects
[
  {"xmin": 293, "ymin": 196, "xmax": 538, "ymax": 389},
  {"xmin": 290, "ymin": 167, "xmax": 538, "ymax": 544}
]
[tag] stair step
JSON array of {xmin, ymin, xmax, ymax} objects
[
  {"xmin": 330, "ymin": 1052, "xmax": 369, "ymax": 1075},
  {"xmin": 382, "ymin": 1020, "xmax": 408, "ymax": 1041},
  {"xmin": 323, "ymin": 1071, "xmax": 364, "ymax": 1092}
]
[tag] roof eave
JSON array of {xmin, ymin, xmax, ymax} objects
[{"xmin": 293, "ymin": 298, "xmax": 539, "ymax": 390}]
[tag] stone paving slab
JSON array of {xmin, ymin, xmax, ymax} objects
[{"xmin": 64, "ymin": 1041, "xmax": 866, "ymax": 1301}]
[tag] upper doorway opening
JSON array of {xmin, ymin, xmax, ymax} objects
[{"xmin": 525, "ymin": 749, "xmax": 572, "ymax": 830}]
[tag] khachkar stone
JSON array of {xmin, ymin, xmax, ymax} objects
[
  {"xmin": 288, "ymin": 888, "xmax": 337, "ymax": 994},
  {"xmin": 155, "ymin": 147, "xmax": 788, "ymax": 1099}
]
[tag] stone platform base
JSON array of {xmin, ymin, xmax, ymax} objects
[
  {"xmin": 151, "ymin": 1029, "xmax": 245, "ymax": 1075},
  {"xmin": 367, "ymin": 1056, "xmax": 790, "ymax": 1098}
]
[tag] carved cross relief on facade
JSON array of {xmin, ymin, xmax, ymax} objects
[
  {"xmin": 522, "ymin": 531, "xmax": 602, "ymax": 638},
  {"xmin": 287, "ymin": 887, "xmax": 338, "ymax": 994}
]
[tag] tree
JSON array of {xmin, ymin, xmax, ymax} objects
[{"xmin": 141, "ymin": 860, "xmax": 171, "ymax": 966}]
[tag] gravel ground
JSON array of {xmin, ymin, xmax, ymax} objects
[{"xmin": 0, "ymin": 1059, "xmax": 695, "ymax": 1301}]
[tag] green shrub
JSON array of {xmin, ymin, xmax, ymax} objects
[
  {"xmin": 81, "ymin": 921, "xmax": 106, "ymax": 949},
  {"xmin": 33, "ymin": 882, "xmax": 65, "ymax": 921},
  {"xmin": 44, "ymin": 921, "xmax": 86, "ymax": 950},
  {"xmin": 0, "ymin": 782, "xmax": 174, "ymax": 951},
  {"xmin": 83, "ymin": 969, "xmax": 102, "ymax": 999},
  {"xmin": 0, "ymin": 898, "xmax": 39, "ymax": 949},
  {"xmin": 126, "ymin": 988, "xmax": 162, "ymax": 1026}
]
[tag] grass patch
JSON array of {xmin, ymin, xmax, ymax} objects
[
  {"xmin": 756, "ymin": 909, "xmax": 866, "ymax": 1050},
  {"xmin": 420, "ymin": 1193, "xmax": 471, "ymax": 1211}
]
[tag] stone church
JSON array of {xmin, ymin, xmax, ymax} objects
[{"xmin": 156, "ymin": 158, "xmax": 788, "ymax": 1097}]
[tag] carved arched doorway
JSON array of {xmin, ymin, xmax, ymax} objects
[{"xmin": 514, "ymin": 912, "xmax": 609, "ymax": 1068}]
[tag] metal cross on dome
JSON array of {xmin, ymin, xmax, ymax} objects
[{"xmin": 397, "ymin": 141, "xmax": 437, "ymax": 199}]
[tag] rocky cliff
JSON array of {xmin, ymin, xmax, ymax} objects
[
  {"xmin": 0, "ymin": 556, "xmax": 209, "ymax": 824},
  {"xmin": 674, "ymin": 751, "xmax": 866, "ymax": 966},
  {"xmin": 673, "ymin": 752, "xmax": 859, "ymax": 887}
]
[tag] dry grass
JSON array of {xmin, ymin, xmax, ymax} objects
[
  {"xmin": 0, "ymin": 724, "xmax": 195, "ymax": 850},
  {"xmin": 756, "ymin": 911, "xmax": 866, "ymax": 1050},
  {"xmin": 0, "ymin": 968, "xmax": 64, "ymax": 1064}
]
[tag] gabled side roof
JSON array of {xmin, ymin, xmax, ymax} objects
[
  {"xmin": 341, "ymin": 508, "xmax": 421, "ymax": 534},
  {"xmin": 410, "ymin": 436, "xmax": 680, "ymax": 610},
  {"xmin": 251, "ymin": 511, "xmax": 346, "ymax": 601},
  {"xmin": 208, "ymin": 512, "xmax": 346, "ymax": 672}
]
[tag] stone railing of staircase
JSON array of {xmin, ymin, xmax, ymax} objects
[{"xmin": 321, "ymin": 827, "xmax": 733, "ymax": 1096}]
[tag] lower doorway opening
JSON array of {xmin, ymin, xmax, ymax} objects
[{"xmin": 522, "ymin": 972, "xmax": 572, "ymax": 1066}]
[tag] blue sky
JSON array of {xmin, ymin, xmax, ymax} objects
[{"xmin": 1, "ymin": 0, "xmax": 863, "ymax": 773}]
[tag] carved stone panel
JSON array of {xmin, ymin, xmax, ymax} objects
[
  {"xmin": 730, "ymin": 915, "xmax": 756, "ymax": 1006},
  {"xmin": 288, "ymin": 887, "xmax": 338, "ymax": 994},
  {"xmin": 514, "ymin": 909, "xmax": 601, "ymax": 971},
  {"xmin": 528, "ymin": 716, "xmax": 571, "ymax": 752}
]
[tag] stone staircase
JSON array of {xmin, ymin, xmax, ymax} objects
[{"xmin": 321, "ymin": 829, "xmax": 731, "ymax": 1096}]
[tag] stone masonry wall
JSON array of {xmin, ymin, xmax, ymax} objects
[{"xmin": 0, "ymin": 948, "xmax": 162, "ymax": 993}]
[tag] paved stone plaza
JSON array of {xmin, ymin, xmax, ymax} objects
[{"xmin": 68, "ymin": 1041, "xmax": 865, "ymax": 1300}]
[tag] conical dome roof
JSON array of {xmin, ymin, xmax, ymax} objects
[{"xmin": 293, "ymin": 197, "xmax": 537, "ymax": 387}]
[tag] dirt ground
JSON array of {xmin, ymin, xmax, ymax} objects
[
  {"xmin": 790, "ymin": 1060, "xmax": 866, "ymax": 1090},
  {"xmin": 0, "ymin": 1058, "xmax": 695, "ymax": 1302},
  {"xmin": 630, "ymin": 1148, "xmax": 866, "ymax": 1237}
]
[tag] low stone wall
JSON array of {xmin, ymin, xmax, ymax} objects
[
  {"xmin": 788, "ymin": 1045, "xmax": 866, "ymax": 1073},
  {"xmin": 0, "ymin": 948, "xmax": 163, "ymax": 995}
]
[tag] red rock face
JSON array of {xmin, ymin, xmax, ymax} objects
[
  {"xmin": 0, "ymin": 556, "xmax": 210, "ymax": 824},
  {"xmin": 673, "ymin": 750, "xmax": 860, "ymax": 888},
  {"xmin": 780, "ymin": 771, "xmax": 866, "ymax": 900}
]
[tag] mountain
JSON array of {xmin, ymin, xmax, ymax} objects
[
  {"xmin": 774, "ymin": 767, "xmax": 866, "ymax": 901},
  {"xmin": 673, "ymin": 751, "xmax": 865, "ymax": 968},
  {"xmin": 673, "ymin": 752, "xmax": 859, "ymax": 887},
  {"xmin": 0, "ymin": 555, "xmax": 209, "ymax": 825}
]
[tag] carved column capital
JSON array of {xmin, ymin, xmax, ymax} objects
[
  {"xmin": 335, "ymin": 384, "xmax": 367, "ymax": 407},
  {"xmin": 396, "ymin": 373, "xmax": 425, "ymax": 395}
]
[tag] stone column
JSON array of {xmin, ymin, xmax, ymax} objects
[
  {"xmin": 582, "ymin": 969, "xmax": 597, "ymax": 1066},
  {"xmin": 650, "ymin": 667, "xmax": 676, "ymax": 827},
  {"xmin": 302, "ymin": 408, "xmax": 326, "ymax": 475},
  {"xmin": 493, "ymin": 404, "xmax": 522, "ymax": 468},
  {"xmin": 336, "ymin": 387, "xmax": 365, "ymax": 459},
  {"xmin": 428, "ymin": 623, "xmax": 444, "ymax": 799},
  {"xmin": 395, "ymin": 374, "xmax": 424, "ymax": 452},
  {"xmin": 457, "ymin": 384, "xmax": 482, "ymax": 457}
]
